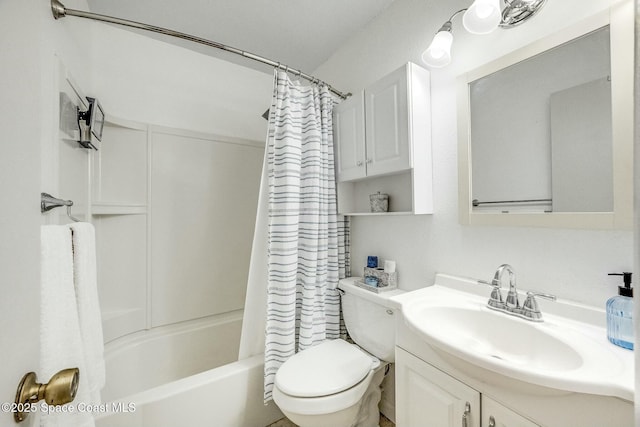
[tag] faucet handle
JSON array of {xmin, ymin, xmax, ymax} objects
[
  {"xmin": 526, "ymin": 291, "xmax": 557, "ymax": 302},
  {"xmin": 478, "ymin": 279, "xmax": 504, "ymax": 309},
  {"xmin": 522, "ymin": 291, "xmax": 556, "ymax": 321}
]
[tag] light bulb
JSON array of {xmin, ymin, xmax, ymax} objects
[
  {"xmin": 421, "ymin": 30, "xmax": 453, "ymax": 68},
  {"xmin": 463, "ymin": 0, "xmax": 501, "ymax": 34}
]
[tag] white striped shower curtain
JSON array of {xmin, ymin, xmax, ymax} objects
[{"xmin": 263, "ymin": 70, "xmax": 348, "ymax": 401}]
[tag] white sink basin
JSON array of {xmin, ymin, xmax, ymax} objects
[
  {"xmin": 395, "ymin": 277, "xmax": 633, "ymax": 400},
  {"xmin": 412, "ymin": 305, "xmax": 583, "ymax": 372}
]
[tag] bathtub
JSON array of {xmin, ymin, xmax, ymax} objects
[
  {"xmin": 95, "ymin": 310, "xmax": 282, "ymax": 426},
  {"xmin": 95, "ymin": 354, "xmax": 282, "ymax": 427},
  {"xmin": 101, "ymin": 310, "xmax": 244, "ymax": 401}
]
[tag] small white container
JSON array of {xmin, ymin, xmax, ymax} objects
[{"xmin": 384, "ymin": 260, "xmax": 396, "ymax": 273}]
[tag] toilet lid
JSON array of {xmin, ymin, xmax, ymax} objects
[{"xmin": 275, "ymin": 339, "xmax": 375, "ymax": 398}]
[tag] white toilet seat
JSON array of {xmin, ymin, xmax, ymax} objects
[
  {"xmin": 275, "ymin": 339, "xmax": 378, "ymax": 397},
  {"xmin": 273, "ymin": 369, "xmax": 376, "ymax": 416},
  {"xmin": 273, "ymin": 339, "xmax": 380, "ymax": 416}
]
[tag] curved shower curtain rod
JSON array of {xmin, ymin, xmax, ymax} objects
[{"xmin": 50, "ymin": 0, "xmax": 352, "ymax": 100}]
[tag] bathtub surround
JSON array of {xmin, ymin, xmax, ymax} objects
[
  {"xmin": 86, "ymin": 24, "xmax": 269, "ymax": 349},
  {"xmin": 263, "ymin": 71, "xmax": 347, "ymax": 401}
]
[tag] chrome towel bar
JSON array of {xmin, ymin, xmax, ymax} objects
[{"xmin": 41, "ymin": 193, "xmax": 80, "ymax": 222}]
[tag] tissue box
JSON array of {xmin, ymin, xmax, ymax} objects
[{"xmin": 363, "ymin": 267, "xmax": 398, "ymax": 287}]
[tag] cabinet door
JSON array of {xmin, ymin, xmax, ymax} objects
[
  {"xmin": 365, "ymin": 65, "xmax": 411, "ymax": 177},
  {"xmin": 334, "ymin": 91, "xmax": 366, "ymax": 182},
  {"xmin": 482, "ymin": 397, "xmax": 540, "ymax": 427},
  {"xmin": 396, "ymin": 348, "xmax": 480, "ymax": 427}
]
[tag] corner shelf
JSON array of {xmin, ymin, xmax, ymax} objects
[
  {"xmin": 337, "ymin": 169, "xmax": 431, "ymax": 216},
  {"xmin": 92, "ymin": 202, "xmax": 147, "ymax": 215}
]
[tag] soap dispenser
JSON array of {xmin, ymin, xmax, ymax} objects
[{"xmin": 606, "ymin": 272, "xmax": 634, "ymax": 350}]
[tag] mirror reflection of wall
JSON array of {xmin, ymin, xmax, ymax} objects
[{"xmin": 469, "ymin": 26, "xmax": 611, "ymax": 213}]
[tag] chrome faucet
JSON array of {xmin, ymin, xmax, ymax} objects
[
  {"xmin": 480, "ymin": 264, "xmax": 556, "ymax": 322},
  {"xmin": 492, "ymin": 264, "xmax": 519, "ymax": 311}
]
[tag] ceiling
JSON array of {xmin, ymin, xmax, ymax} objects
[{"xmin": 85, "ymin": 0, "xmax": 396, "ymax": 74}]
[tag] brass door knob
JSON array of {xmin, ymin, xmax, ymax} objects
[{"xmin": 14, "ymin": 368, "xmax": 79, "ymax": 423}]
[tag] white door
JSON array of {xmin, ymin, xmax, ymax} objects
[
  {"xmin": 334, "ymin": 91, "xmax": 366, "ymax": 182},
  {"xmin": 0, "ymin": 3, "xmax": 44, "ymax": 427},
  {"xmin": 365, "ymin": 65, "xmax": 411, "ymax": 177},
  {"xmin": 396, "ymin": 348, "xmax": 480, "ymax": 427}
]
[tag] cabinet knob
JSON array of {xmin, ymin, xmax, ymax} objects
[
  {"xmin": 488, "ymin": 415, "xmax": 496, "ymax": 427},
  {"xmin": 356, "ymin": 160, "xmax": 364, "ymax": 167},
  {"xmin": 366, "ymin": 158, "xmax": 373, "ymax": 164}
]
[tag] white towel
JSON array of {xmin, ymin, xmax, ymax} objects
[
  {"xmin": 69, "ymin": 222, "xmax": 105, "ymax": 404},
  {"xmin": 40, "ymin": 225, "xmax": 94, "ymax": 427}
]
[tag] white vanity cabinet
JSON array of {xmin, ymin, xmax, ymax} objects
[
  {"xmin": 334, "ymin": 62, "xmax": 433, "ymax": 215},
  {"xmin": 396, "ymin": 348, "xmax": 539, "ymax": 427},
  {"xmin": 396, "ymin": 348, "xmax": 480, "ymax": 427},
  {"xmin": 482, "ymin": 397, "xmax": 540, "ymax": 427}
]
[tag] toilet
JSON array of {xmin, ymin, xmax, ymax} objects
[{"xmin": 272, "ymin": 277, "xmax": 405, "ymax": 427}]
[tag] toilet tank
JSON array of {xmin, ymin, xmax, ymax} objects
[{"xmin": 338, "ymin": 277, "xmax": 405, "ymax": 362}]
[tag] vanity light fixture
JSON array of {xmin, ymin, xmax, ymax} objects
[
  {"xmin": 421, "ymin": 20, "xmax": 455, "ymax": 68},
  {"xmin": 463, "ymin": 0, "xmax": 502, "ymax": 34},
  {"xmin": 422, "ymin": 0, "xmax": 547, "ymax": 68}
]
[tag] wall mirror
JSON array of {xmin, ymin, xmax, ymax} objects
[{"xmin": 457, "ymin": 4, "xmax": 633, "ymax": 229}]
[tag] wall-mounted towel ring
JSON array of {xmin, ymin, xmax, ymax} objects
[{"xmin": 41, "ymin": 192, "xmax": 80, "ymax": 222}]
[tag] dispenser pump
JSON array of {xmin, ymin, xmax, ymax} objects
[
  {"xmin": 609, "ymin": 272, "xmax": 633, "ymax": 297},
  {"xmin": 606, "ymin": 272, "xmax": 634, "ymax": 350}
]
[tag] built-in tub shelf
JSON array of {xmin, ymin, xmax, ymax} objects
[{"xmin": 92, "ymin": 202, "xmax": 147, "ymax": 215}]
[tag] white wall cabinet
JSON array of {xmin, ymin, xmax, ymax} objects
[
  {"xmin": 334, "ymin": 93, "xmax": 366, "ymax": 182},
  {"xmin": 334, "ymin": 62, "xmax": 432, "ymax": 215},
  {"xmin": 364, "ymin": 65, "xmax": 412, "ymax": 177},
  {"xmin": 396, "ymin": 348, "xmax": 540, "ymax": 427}
]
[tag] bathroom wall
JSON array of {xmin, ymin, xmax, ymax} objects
[
  {"xmin": 314, "ymin": 0, "xmax": 633, "ymax": 308},
  {"xmin": 89, "ymin": 23, "xmax": 273, "ymax": 141}
]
